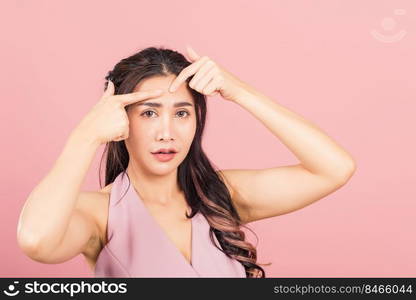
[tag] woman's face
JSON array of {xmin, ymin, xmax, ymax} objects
[{"xmin": 125, "ymin": 74, "xmax": 197, "ymax": 176}]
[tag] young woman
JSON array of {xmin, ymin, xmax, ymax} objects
[{"xmin": 17, "ymin": 46, "xmax": 356, "ymax": 278}]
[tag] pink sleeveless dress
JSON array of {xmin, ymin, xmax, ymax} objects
[{"xmin": 94, "ymin": 171, "xmax": 246, "ymax": 278}]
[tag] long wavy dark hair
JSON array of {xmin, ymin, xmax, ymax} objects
[{"xmin": 98, "ymin": 46, "xmax": 270, "ymax": 277}]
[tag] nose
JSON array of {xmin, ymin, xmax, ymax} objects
[{"xmin": 156, "ymin": 113, "xmax": 174, "ymax": 141}]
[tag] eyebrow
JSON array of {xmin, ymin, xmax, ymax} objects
[{"xmin": 135, "ymin": 101, "xmax": 194, "ymax": 108}]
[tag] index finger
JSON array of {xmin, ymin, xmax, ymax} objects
[
  {"xmin": 112, "ymin": 89, "xmax": 164, "ymax": 106},
  {"xmin": 169, "ymin": 57, "xmax": 209, "ymax": 92}
]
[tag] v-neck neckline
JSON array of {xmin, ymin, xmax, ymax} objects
[{"xmin": 125, "ymin": 174, "xmax": 198, "ymax": 272}]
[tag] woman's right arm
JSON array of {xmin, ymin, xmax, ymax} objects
[
  {"xmin": 16, "ymin": 81, "xmax": 164, "ymax": 263},
  {"xmin": 17, "ymin": 128, "xmax": 102, "ymax": 262}
]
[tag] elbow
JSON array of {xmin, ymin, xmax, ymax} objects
[
  {"xmin": 17, "ymin": 230, "xmax": 43, "ymax": 260},
  {"xmin": 337, "ymin": 159, "xmax": 357, "ymax": 184},
  {"xmin": 17, "ymin": 208, "xmax": 56, "ymax": 261},
  {"xmin": 17, "ymin": 229, "xmax": 53, "ymax": 262},
  {"xmin": 346, "ymin": 158, "xmax": 357, "ymax": 176}
]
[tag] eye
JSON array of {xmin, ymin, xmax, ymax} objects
[
  {"xmin": 176, "ymin": 110, "xmax": 190, "ymax": 118},
  {"xmin": 140, "ymin": 110, "xmax": 190, "ymax": 118},
  {"xmin": 141, "ymin": 110, "xmax": 156, "ymax": 118}
]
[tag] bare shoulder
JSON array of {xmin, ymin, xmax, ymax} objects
[
  {"xmin": 215, "ymin": 170, "xmax": 235, "ymax": 198},
  {"xmin": 215, "ymin": 169, "xmax": 251, "ymax": 222},
  {"xmin": 99, "ymin": 183, "xmax": 114, "ymax": 195}
]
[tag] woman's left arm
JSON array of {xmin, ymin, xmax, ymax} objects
[
  {"xmin": 230, "ymin": 81, "xmax": 356, "ymax": 179},
  {"xmin": 170, "ymin": 46, "xmax": 356, "ymax": 223}
]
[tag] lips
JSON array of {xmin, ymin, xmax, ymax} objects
[
  {"xmin": 151, "ymin": 148, "xmax": 177, "ymax": 154},
  {"xmin": 151, "ymin": 151, "xmax": 176, "ymax": 162},
  {"xmin": 150, "ymin": 147, "xmax": 178, "ymax": 162}
]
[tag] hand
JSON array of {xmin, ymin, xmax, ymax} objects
[
  {"xmin": 169, "ymin": 45, "xmax": 248, "ymax": 102},
  {"xmin": 75, "ymin": 81, "xmax": 163, "ymax": 145}
]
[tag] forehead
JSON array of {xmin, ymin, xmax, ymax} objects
[
  {"xmin": 130, "ymin": 74, "xmax": 194, "ymax": 110},
  {"xmin": 134, "ymin": 74, "xmax": 193, "ymax": 97},
  {"xmin": 130, "ymin": 75, "xmax": 194, "ymax": 110}
]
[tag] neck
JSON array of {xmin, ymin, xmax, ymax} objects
[{"xmin": 126, "ymin": 161, "xmax": 183, "ymax": 206}]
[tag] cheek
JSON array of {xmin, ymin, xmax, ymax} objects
[
  {"xmin": 182, "ymin": 121, "xmax": 197, "ymax": 143},
  {"xmin": 127, "ymin": 119, "xmax": 153, "ymax": 146}
]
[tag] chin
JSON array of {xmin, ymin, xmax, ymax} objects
[
  {"xmin": 148, "ymin": 166, "xmax": 177, "ymax": 176},
  {"xmin": 146, "ymin": 159, "xmax": 179, "ymax": 173}
]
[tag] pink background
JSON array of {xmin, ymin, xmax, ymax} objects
[{"xmin": 1, "ymin": 0, "xmax": 415, "ymax": 277}]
